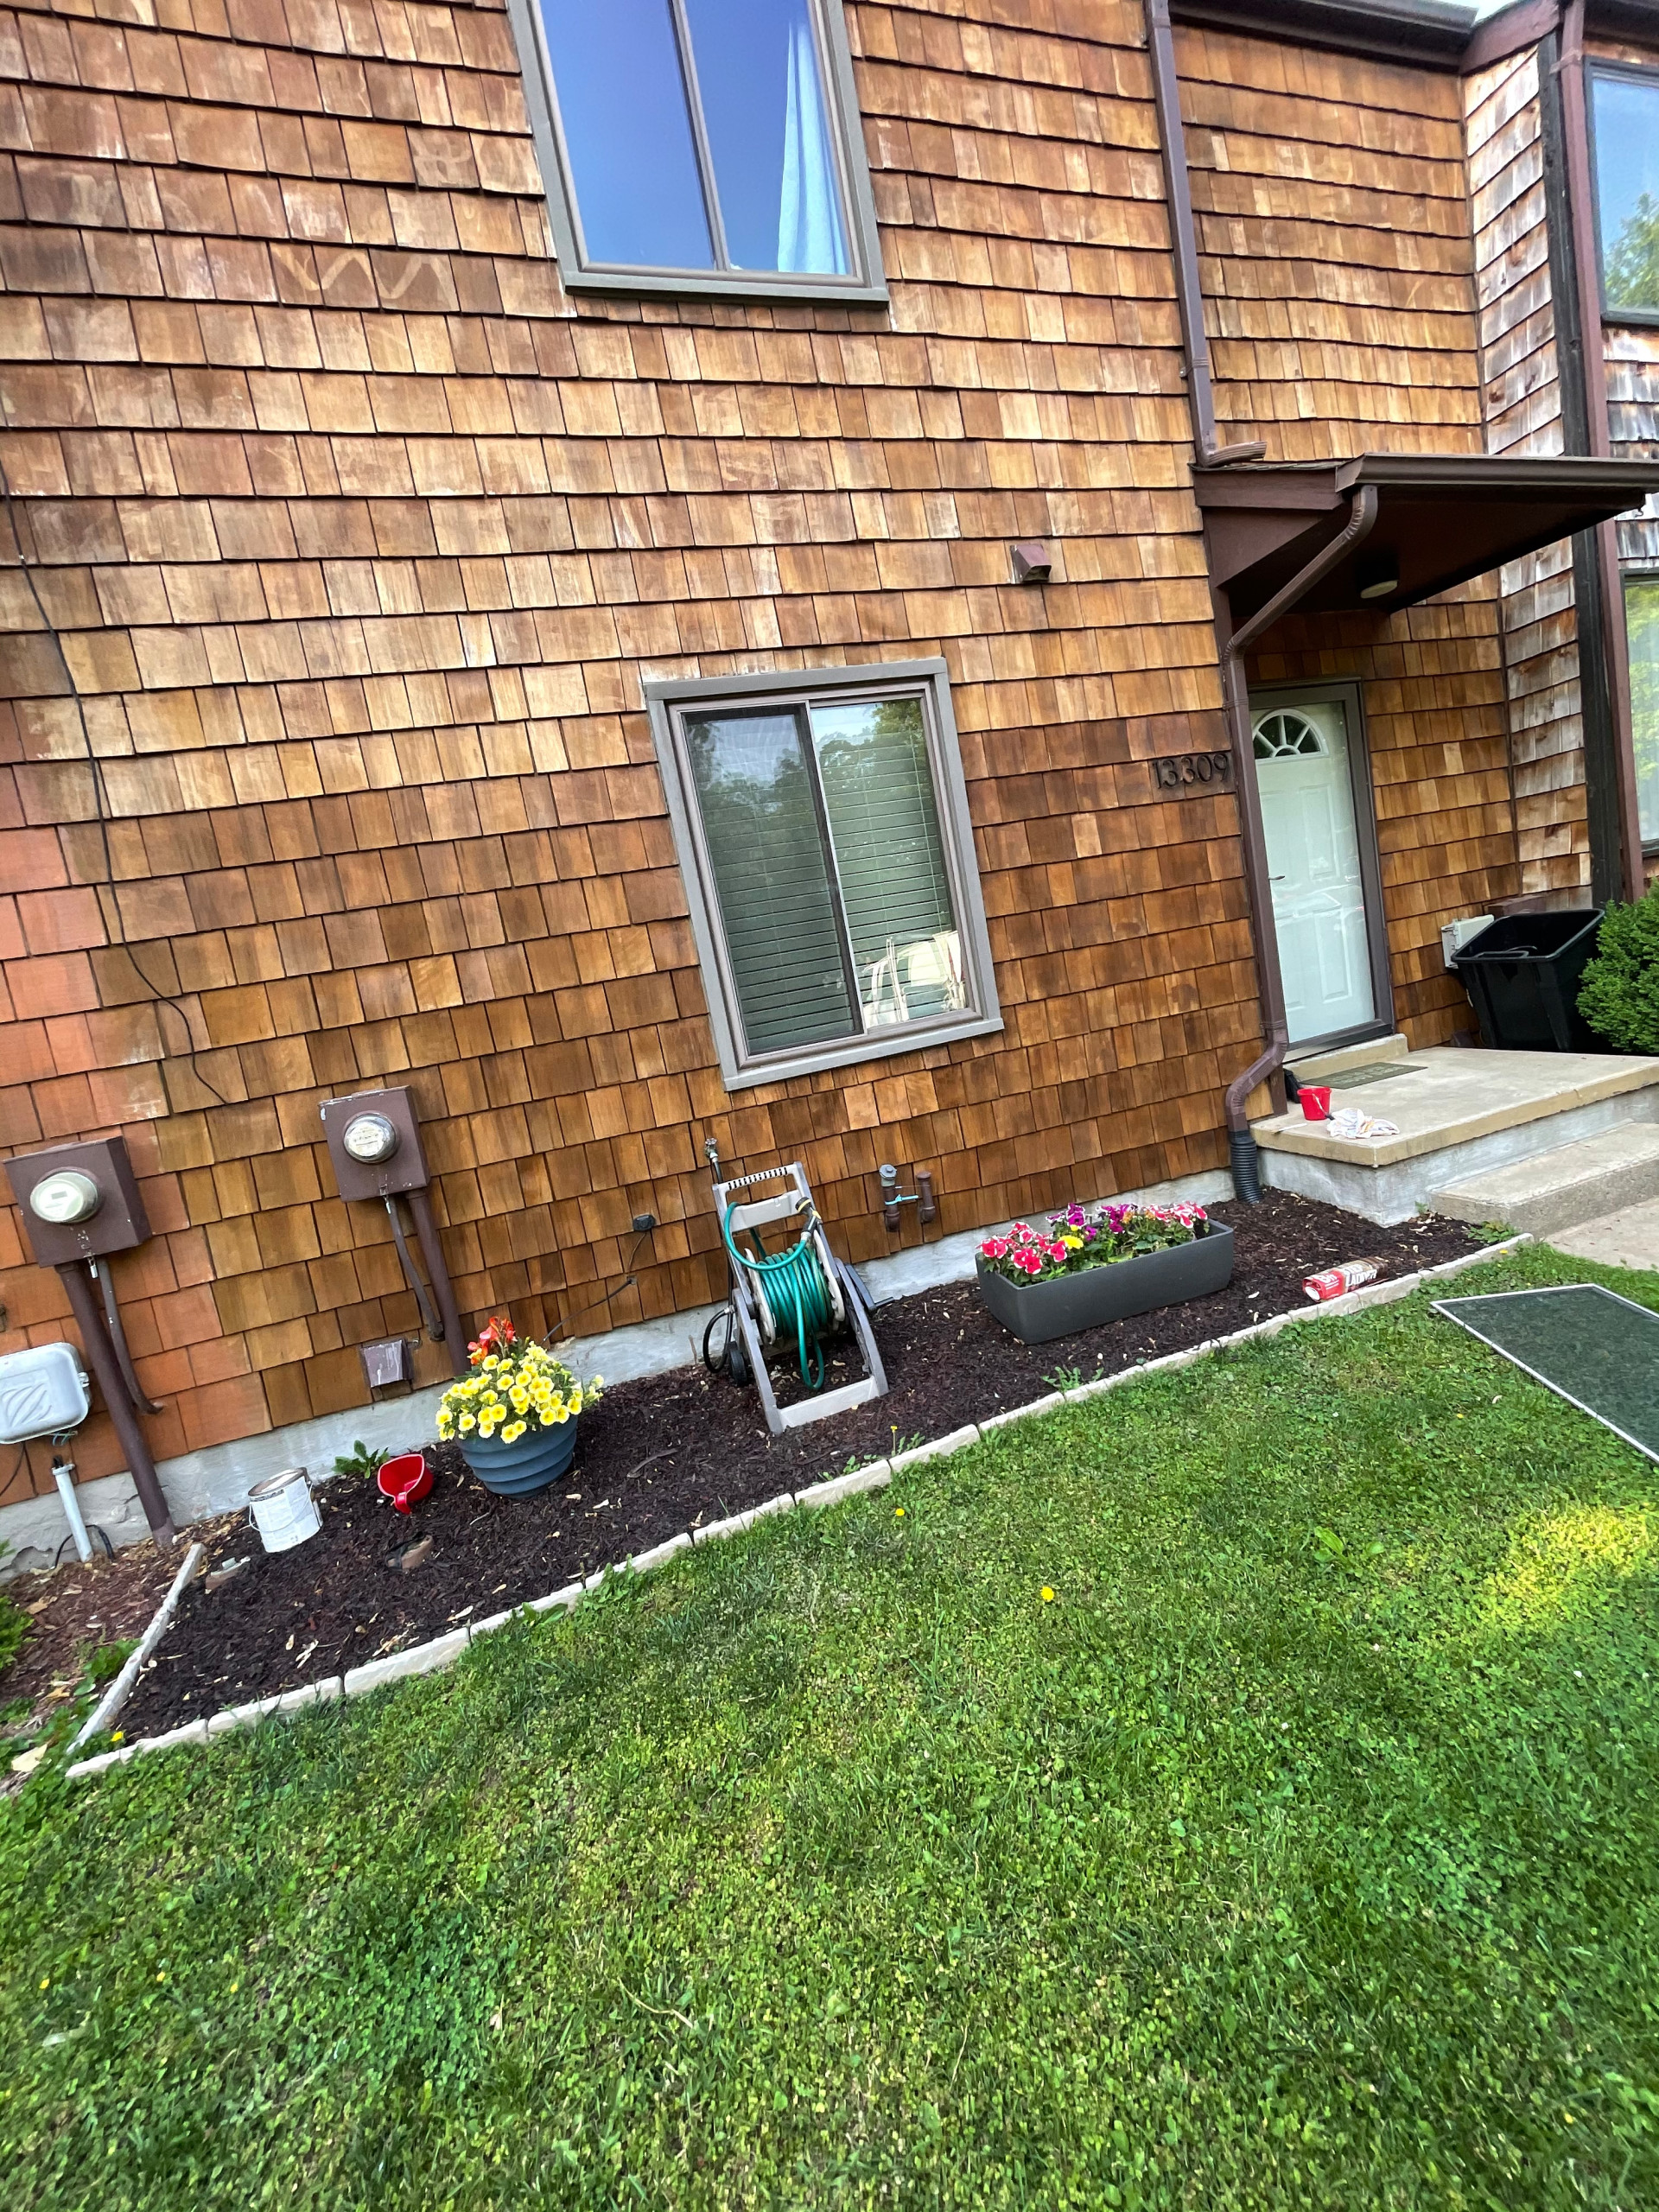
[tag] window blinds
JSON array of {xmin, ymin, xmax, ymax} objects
[
  {"xmin": 685, "ymin": 692, "xmax": 963, "ymax": 1058},
  {"xmin": 812, "ymin": 698, "xmax": 961, "ymax": 1029},
  {"xmin": 684, "ymin": 709, "xmax": 855, "ymax": 1054}
]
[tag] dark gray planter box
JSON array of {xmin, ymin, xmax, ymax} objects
[{"xmin": 975, "ymin": 1223, "xmax": 1235, "ymax": 1345}]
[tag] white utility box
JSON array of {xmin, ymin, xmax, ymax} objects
[
  {"xmin": 0, "ymin": 1342, "xmax": 91, "ymax": 1444},
  {"xmin": 1441, "ymin": 914, "xmax": 1495, "ymax": 973}
]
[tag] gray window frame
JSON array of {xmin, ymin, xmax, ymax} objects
[
  {"xmin": 645, "ymin": 660, "xmax": 1001, "ymax": 1090},
  {"xmin": 1586, "ymin": 57, "xmax": 1659, "ymax": 328},
  {"xmin": 504, "ymin": 0, "xmax": 889, "ymax": 308}
]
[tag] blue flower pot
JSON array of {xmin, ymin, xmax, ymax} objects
[{"xmin": 461, "ymin": 1418, "xmax": 580, "ymax": 1497}]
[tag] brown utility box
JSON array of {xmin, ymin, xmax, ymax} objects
[
  {"xmin": 320, "ymin": 1086, "xmax": 432, "ymax": 1200},
  {"xmin": 5, "ymin": 1137, "xmax": 151, "ymax": 1265}
]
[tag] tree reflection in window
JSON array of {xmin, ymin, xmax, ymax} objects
[{"xmin": 1253, "ymin": 711, "xmax": 1327, "ymax": 760}]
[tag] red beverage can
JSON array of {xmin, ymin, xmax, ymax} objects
[{"xmin": 1302, "ymin": 1259, "xmax": 1382, "ymax": 1303}]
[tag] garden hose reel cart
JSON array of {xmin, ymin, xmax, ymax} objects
[{"xmin": 709, "ymin": 1160, "xmax": 888, "ymax": 1438}]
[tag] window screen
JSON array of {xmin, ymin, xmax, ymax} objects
[
  {"xmin": 812, "ymin": 698, "xmax": 963, "ymax": 1030},
  {"xmin": 649, "ymin": 665, "xmax": 1001, "ymax": 1086},
  {"xmin": 1627, "ymin": 577, "xmax": 1659, "ymax": 842},
  {"xmin": 528, "ymin": 0, "xmax": 870, "ymax": 291},
  {"xmin": 1592, "ymin": 68, "xmax": 1659, "ymax": 315}
]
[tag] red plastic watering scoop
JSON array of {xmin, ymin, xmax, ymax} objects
[{"xmin": 377, "ymin": 1452, "xmax": 433, "ymax": 1515}]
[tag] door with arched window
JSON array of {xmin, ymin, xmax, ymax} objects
[{"xmin": 1249, "ymin": 682, "xmax": 1391, "ymax": 1050}]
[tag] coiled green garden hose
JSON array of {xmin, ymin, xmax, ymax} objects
[{"xmin": 721, "ymin": 1202, "xmax": 836, "ymax": 1389}]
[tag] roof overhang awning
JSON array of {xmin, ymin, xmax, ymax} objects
[{"xmin": 1193, "ymin": 454, "xmax": 1659, "ymax": 630}]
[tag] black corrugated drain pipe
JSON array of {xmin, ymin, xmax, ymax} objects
[{"xmin": 1218, "ymin": 485, "xmax": 1379, "ymax": 1199}]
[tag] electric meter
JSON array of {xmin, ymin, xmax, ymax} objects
[
  {"xmin": 342, "ymin": 1113, "xmax": 399, "ymax": 1165},
  {"xmin": 28, "ymin": 1169, "xmax": 102, "ymax": 1226}
]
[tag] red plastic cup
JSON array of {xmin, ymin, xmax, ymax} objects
[
  {"xmin": 377, "ymin": 1452, "xmax": 433, "ymax": 1515},
  {"xmin": 1300, "ymin": 1085, "xmax": 1332, "ymax": 1122}
]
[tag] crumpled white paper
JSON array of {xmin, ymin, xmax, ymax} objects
[{"xmin": 1325, "ymin": 1106, "xmax": 1398, "ymax": 1141}]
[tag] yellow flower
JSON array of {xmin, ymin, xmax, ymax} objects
[
  {"xmin": 111, "ymin": 1730, "xmax": 124, "ymax": 1743},
  {"xmin": 549, "ymin": 1402, "xmax": 569, "ymax": 1423},
  {"xmin": 894, "ymin": 1507, "xmax": 906, "ymax": 1518},
  {"xmin": 1040, "ymin": 1587, "xmax": 1056, "ymax": 1603},
  {"xmin": 458, "ymin": 1414, "xmax": 475, "ymax": 1433},
  {"xmin": 501, "ymin": 1421, "xmax": 526, "ymax": 1442}
]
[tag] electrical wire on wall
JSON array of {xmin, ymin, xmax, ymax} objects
[
  {"xmin": 545, "ymin": 1217, "xmax": 658, "ymax": 1347},
  {"xmin": 0, "ymin": 458, "xmax": 229, "ymax": 1109}
]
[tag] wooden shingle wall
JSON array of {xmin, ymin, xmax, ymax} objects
[
  {"xmin": 1465, "ymin": 44, "xmax": 1590, "ymax": 898},
  {"xmin": 1174, "ymin": 22, "xmax": 1484, "ymax": 460},
  {"xmin": 0, "ymin": 0, "xmax": 1273, "ymax": 1507},
  {"xmin": 1176, "ymin": 23, "xmax": 1518, "ymax": 1028}
]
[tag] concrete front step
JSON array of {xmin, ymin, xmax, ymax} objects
[
  {"xmin": 1433, "ymin": 1123, "xmax": 1659, "ymax": 1236},
  {"xmin": 1287, "ymin": 1032, "xmax": 1409, "ymax": 1082},
  {"xmin": 1254, "ymin": 1046, "xmax": 1659, "ymax": 1224},
  {"xmin": 1548, "ymin": 1193, "xmax": 1659, "ymax": 1269}
]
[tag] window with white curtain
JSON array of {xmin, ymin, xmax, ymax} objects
[
  {"xmin": 645, "ymin": 663, "xmax": 1001, "ymax": 1087},
  {"xmin": 508, "ymin": 0, "xmax": 887, "ymax": 303}
]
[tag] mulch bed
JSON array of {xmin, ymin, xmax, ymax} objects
[
  {"xmin": 5, "ymin": 1192, "xmax": 1484, "ymax": 1740},
  {"xmin": 0, "ymin": 1537, "xmax": 198, "ymax": 1732}
]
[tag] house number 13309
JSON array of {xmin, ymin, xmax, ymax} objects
[{"xmin": 1152, "ymin": 750, "xmax": 1233, "ymax": 791}]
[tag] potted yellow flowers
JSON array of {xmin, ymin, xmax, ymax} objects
[{"xmin": 435, "ymin": 1316, "xmax": 603, "ymax": 1497}]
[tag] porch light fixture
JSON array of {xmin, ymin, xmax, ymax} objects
[{"xmin": 1357, "ymin": 553, "xmax": 1400, "ymax": 601}]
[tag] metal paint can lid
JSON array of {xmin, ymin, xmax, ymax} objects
[{"xmin": 248, "ymin": 1466, "xmax": 309, "ymax": 1502}]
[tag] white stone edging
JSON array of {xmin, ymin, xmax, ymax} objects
[
  {"xmin": 64, "ymin": 1235, "xmax": 1533, "ymax": 1781},
  {"xmin": 67, "ymin": 1541, "xmax": 205, "ymax": 1755}
]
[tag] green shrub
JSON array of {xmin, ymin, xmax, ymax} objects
[
  {"xmin": 0, "ymin": 1547, "xmax": 24, "ymax": 1680},
  {"xmin": 1579, "ymin": 883, "xmax": 1659, "ymax": 1052}
]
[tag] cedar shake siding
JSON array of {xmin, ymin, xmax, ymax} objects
[
  {"xmin": 0, "ymin": 0, "xmax": 1624, "ymax": 1516},
  {"xmin": 0, "ymin": 0, "xmax": 1262, "ymax": 1507},
  {"xmin": 1175, "ymin": 19, "xmax": 1519, "ymax": 1038}
]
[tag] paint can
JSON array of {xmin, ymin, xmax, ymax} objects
[{"xmin": 247, "ymin": 1465, "xmax": 321, "ymax": 1553}]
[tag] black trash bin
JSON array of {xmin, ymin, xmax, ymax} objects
[{"xmin": 1452, "ymin": 909, "xmax": 1605, "ymax": 1052}]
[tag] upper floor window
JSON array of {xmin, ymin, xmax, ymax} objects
[
  {"xmin": 508, "ymin": 0, "xmax": 887, "ymax": 305},
  {"xmin": 1590, "ymin": 63, "xmax": 1659, "ymax": 319},
  {"xmin": 645, "ymin": 663, "xmax": 1001, "ymax": 1088}
]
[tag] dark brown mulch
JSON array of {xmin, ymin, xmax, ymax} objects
[
  {"xmin": 0, "ymin": 1535, "xmax": 204, "ymax": 1729},
  {"xmin": 99, "ymin": 1192, "xmax": 1484, "ymax": 1738}
]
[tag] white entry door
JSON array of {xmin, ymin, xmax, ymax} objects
[{"xmin": 1253, "ymin": 696, "xmax": 1377, "ymax": 1046}]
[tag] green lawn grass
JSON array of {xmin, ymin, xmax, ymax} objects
[{"xmin": 3, "ymin": 1242, "xmax": 1658, "ymax": 2210}]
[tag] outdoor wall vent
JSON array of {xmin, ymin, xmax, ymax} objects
[{"xmin": 1010, "ymin": 541, "xmax": 1052, "ymax": 585}]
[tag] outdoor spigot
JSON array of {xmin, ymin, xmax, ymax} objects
[
  {"xmin": 879, "ymin": 1163, "xmax": 903, "ymax": 1230},
  {"xmin": 880, "ymin": 1164, "xmax": 939, "ymax": 1232}
]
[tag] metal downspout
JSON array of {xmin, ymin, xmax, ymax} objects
[
  {"xmin": 1147, "ymin": 0, "xmax": 1266, "ymax": 473},
  {"xmin": 1217, "ymin": 486, "xmax": 1381, "ymax": 1197}
]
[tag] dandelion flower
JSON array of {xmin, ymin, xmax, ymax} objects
[
  {"xmin": 1040, "ymin": 1587, "xmax": 1056, "ymax": 1603},
  {"xmin": 894, "ymin": 1507, "xmax": 906, "ymax": 1518}
]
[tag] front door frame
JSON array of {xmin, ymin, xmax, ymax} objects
[{"xmin": 1247, "ymin": 676, "xmax": 1395, "ymax": 1056}]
